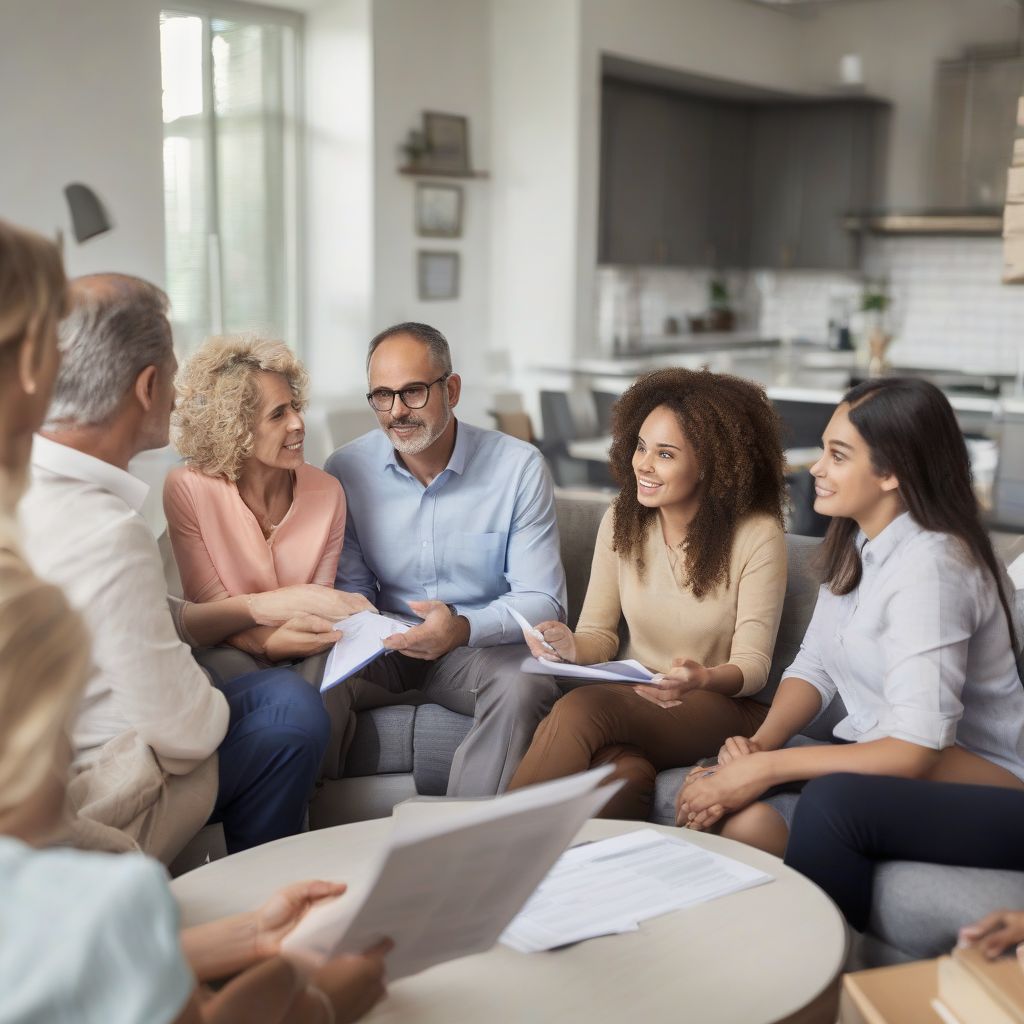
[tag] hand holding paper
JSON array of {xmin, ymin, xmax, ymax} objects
[{"xmin": 320, "ymin": 611, "xmax": 411, "ymax": 692}]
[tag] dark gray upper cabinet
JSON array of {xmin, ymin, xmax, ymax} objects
[{"xmin": 598, "ymin": 78, "xmax": 887, "ymax": 270}]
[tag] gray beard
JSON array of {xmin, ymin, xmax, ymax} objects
[{"xmin": 386, "ymin": 394, "xmax": 452, "ymax": 456}]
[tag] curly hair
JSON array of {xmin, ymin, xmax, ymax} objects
[
  {"xmin": 173, "ymin": 335, "xmax": 309, "ymax": 481},
  {"xmin": 608, "ymin": 368, "xmax": 787, "ymax": 598}
]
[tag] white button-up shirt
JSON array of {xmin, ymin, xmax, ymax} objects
[
  {"xmin": 786, "ymin": 512, "xmax": 1024, "ymax": 780},
  {"xmin": 20, "ymin": 435, "xmax": 228, "ymax": 773}
]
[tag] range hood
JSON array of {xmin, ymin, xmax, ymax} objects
[
  {"xmin": 847, "ymin": 46, "xmax": 1021, "ymax": 236},
  {"xmin": 843, "ymin": 210, "xmax": 1004, "ymax": 236}
]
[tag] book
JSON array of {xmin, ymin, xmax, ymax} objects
[{"xmin": 935, "ymin": 946, "xmax": 1024, "ymax": 1024}]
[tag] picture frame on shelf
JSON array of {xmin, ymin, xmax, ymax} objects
[
  {"xmin": 417, "ymin": 251, "xmax": 460, "ymax": 301},
  {"xmin": 422, "ymin": 111, "xmax": 470, "ymax": 174},
  {"xmin": 416, "ymin": 183, "xmax": 463, "ymax": 238}
]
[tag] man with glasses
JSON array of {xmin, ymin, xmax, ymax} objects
[{"xmin": 323, "ymin": 322, "xmax": 567, "ymax": 796}]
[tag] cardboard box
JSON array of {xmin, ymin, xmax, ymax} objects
[
  {"xmin": 840, "ymin": 959, "xmax": 942, "ymax": 1024},
  {"xmin": 1004, "ymin": 202, "xmax": 1024, "ymax": 237},
  {"xmin": 938, "ymin": 947, "xmax": 1024, "ymax": 1024},
  {"xmin": 1005, "ymin": 236, "xmax": 1024, "ymax": 284},
  {"xmin": 1009, "ymin": 166, "xmax": 1024, "ymax": 203}
]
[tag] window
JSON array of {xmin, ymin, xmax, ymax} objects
[{"xmin": 160, "ymin": 3, "xmax": 302, "ymax": 354}]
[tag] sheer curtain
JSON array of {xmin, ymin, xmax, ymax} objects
[{"xmin": 160, "ymin": 5, "xmax": 301, "ymax": 356}]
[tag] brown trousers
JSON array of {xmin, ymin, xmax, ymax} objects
[{"xmin": 508, "ymin": 683, "xmax": 769, "ymax": 820}]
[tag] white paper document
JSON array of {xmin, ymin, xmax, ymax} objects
[
  {"xmin": 500, "ymin": 828, "xmax": 774, "ymax": 954},
  {"xmin": 521, "ymin": 656, "xmax": 656, "ymax": 684},
  {"xmin": 280, "ymin": 766, "xmax": 622, "ymax": 979},
  {"xmin": 320, "ymin": 610, "xmax": 411, "ymax": 692}
]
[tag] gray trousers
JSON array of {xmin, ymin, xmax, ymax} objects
[
  {"xmin": 196, "ymin": 642, "xmax": 564, "ymax": 797},
  {"xmin": 329, "ymin": 644, "xmax": 565, "ymax": 797}
]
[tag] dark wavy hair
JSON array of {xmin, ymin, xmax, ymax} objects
[
  {"xmin": 821, "ymin": 377, "xmax": 1019, "ymax": 656},
  {"xmin": 608, "ymin": 368, "xmax": 787, "ymax": 598}
]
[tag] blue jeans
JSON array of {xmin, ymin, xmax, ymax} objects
[{"xmin": 209, "ymin": 668, "xmax": 330, "ymax": 854}]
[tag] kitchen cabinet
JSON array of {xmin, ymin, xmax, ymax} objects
[
  {"xmin": 598, "ymin": 78, "xmax": 886, "ymax": 270},
  {"xmin": 599, "ymin": 79, "xmax": 750, "ymax": 266}
]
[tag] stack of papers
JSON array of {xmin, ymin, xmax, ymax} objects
[
  {"xmin": 521, "ymin": 657, "xmax": 656, "ymax": 684},
  {"xmin": 500, "ymin": 828, "xmax": 773, "ymax": 953},
  {"xmin": 280, "ymin": 766, "xmax": 623, "ymax": 979},
  {"xmin": 320, "ymin": 610, "xmax": 410, "ymax": 692}
]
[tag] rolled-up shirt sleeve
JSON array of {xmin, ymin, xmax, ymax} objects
[
  {"xmin": 874, "ymin": 559, "xmax": 974, "ymax": 750},
  {"xmin": 783, "ymin": 585, "xmax": 840, "ymax": 711},
  {"xmin": 457, "ymin": 453, "xmax": 566, "ymax": 647}
]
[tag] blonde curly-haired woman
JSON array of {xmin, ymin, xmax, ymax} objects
[{"xmin": 165, "ymin": 335, "xmax": 373, "ymax": 673}]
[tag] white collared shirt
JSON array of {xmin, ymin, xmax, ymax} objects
[
  {"xmin": 786, "ymin": 512, "xmax": 1024, "ymax": 780},
  {"xmin": 20, "ymin": 435, "xmax": 228, "ymax": 772}
]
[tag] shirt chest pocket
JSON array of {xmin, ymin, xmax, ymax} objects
[{"xmin": 441, "ymin": 532, "xmax": 506, "ymax": 587}]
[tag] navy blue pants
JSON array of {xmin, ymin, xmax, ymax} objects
[
  {"xmin": 784, "ymin": 773, "xmax": 1024, "ymax": 931},
  {"xmin": 208, "ymin": 668, "xmax": 331, "ymax": 854}
]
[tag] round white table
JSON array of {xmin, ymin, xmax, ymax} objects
[{"xmin": 172, "ymin": 816, "xmax": 847, "ymax": 1024}]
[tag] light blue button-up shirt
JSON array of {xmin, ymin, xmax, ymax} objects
[
  {"xmin": 324, "ymin": 420, "xmax": 567, "ymax": 647},
  {"xmin": 785, "ymin": 511, "xmax": 1024, "ymax": 780}
]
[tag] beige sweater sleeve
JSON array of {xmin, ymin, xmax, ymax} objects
[
  {"xmin": 729, "ymin": 518, "xmax": 788, "ymax": 697},
  {"xmin": 572, "ymin": 508, "xmax": 623, "ymax": 665}
]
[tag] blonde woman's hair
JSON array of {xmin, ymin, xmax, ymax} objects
[
  {"xmin": 0, "ymin": 538, "xmax": 91, "ymax": 818},
  {"xmin": 173, "ymin": 335, "xmax": 310, "ymax": 481},
  {"xmin": 0, "ymin": 218, "xmax": 67, "ymax": 369}
]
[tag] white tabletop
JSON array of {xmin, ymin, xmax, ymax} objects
[{"xmin": 172, "ymin": 815, "xmax": 847, "ymax": 1024}]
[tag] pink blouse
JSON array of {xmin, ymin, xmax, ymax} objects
[{"xmin": 163, "ymin": 463, "xmax": 346, "ymax": 603}]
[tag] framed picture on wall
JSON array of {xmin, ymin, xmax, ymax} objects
[
  {"xmin": 416, "ymin": 183, "xmax": 463, "ymax": 238},
  {"xmin": 417, "ymin": 251, "xmax": 460, "ymax": 301},
  {"xmin": 422, "ymin": 111, "xmax": 470, "ymax": 174}
]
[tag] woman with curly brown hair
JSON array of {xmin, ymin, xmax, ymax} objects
[
  {"xmin": 507, "ymin": 368, "xmax": 788, "ymax": 819},
  {"xmin": 164, "ymin": 335, "xmax": 374, "ymax": 671}
]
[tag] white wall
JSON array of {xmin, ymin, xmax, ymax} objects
[
  {"xmin": 371, "ymin": 0, "xmax": 493, "ymax": 426},
  {"xmin": 0, "ymin": 0, "xmax": 165, "ymax": 284},
  {"xmin": 801, "ymin": 0, "xmax": 1021, "ymax": 208}
]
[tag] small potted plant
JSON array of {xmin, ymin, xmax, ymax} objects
[
  {"xmin": 860, "ymin": 280, "xmax": 891, "ymax": 376},
  {"xmin": 707, "ymin": 278, "xmax": 735, "ymax": 332}
]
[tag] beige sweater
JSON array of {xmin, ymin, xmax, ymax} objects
[{"xmin": 574, "ymin": 509, "xmax": 787, "ymax": 697}]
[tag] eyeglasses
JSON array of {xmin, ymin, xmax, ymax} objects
[{"xmin": 366, "ymin": 373, "xmax": 451, "ymax": 412}]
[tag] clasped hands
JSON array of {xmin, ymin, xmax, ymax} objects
[{"xmin": 675, "ymin": 735, "xmax": 770, "ymax": 830}]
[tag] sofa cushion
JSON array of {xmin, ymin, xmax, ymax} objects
[
  {"xmin": 869, "ymin": 862, "xmax": 1024, "ymax": 962},
  {"xmin": 346, "ymin": 705, "xmax": 416, "ymax": 776},
  {"xmin": 412, "ymin": 704, "xmax": 474, "ymax": 795},
  {"xmin": 555, "ymin": 489, "xmax": 611, "ymax": 629}
]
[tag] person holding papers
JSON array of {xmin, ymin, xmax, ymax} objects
[
  {"xmin": 165, "ymin": 334, "xmax": 375, "ymax": 670},
  {"xmin": 324, "ymin": 322, "xmax": 567, "ymax": 795},
  {"xmin": 509, "ymin": 369, "xmax": 788, "ymax": 820},
  {"xmin": 679, "ymin": 379, "xmax": 1024, "ymax": 857}
]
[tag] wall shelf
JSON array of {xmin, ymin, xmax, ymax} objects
[{"xmin": 399, "ymin": 166, "xmax": 490, "ymax": 180}]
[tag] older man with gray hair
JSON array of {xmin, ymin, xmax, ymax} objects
[{"xmin": 20, "ymin": 273, "xmax": 334, "ymax": 861}]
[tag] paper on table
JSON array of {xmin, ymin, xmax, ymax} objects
[
  {"xmin": 280, "ymin": 766, "xmax": 623, "ymax": 979},
  {"xmin": 500, "ymin": 828, "xmax": 773, "ymax": 954},
  {"xmin": 521, "ymin": 656, "xmax": 656, "ymax": 684},
  {"xmin": 320, "ymin": 610, "xmax": 411, "ymax": 692}
]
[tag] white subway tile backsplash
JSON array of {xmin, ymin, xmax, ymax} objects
[{"xmin": 596, "ymin": 237, "xmax": 1024, "ymax": 375}]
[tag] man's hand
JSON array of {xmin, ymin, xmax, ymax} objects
[
  {"xmin": 263, "ymin": 615, "xmax": 341, "ymax": 662},
  {"xmin": 633, "ymin": 658, "xmax": 708, "ymax": 708},
  {"xmin": 254, "ymin": 881, "xmax": 348, "ymax": 958},
  {"xmin": 959, "ymin": 910, "xmax": 1024, "ymax": 960},
  {"xmin": 249, "ymin": 585, "xmax": 376, "ymax": 628},
  {"xmin": 382, "ymin": 600, "xmax": 470, "ymax": 661}
]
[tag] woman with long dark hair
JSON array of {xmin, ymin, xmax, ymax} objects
[
  {"xmin": 679, "ymin": 377, "xmax": 1024, "ymax": 857},
  {"xmin": 507, "ymin": 368, "xmax": 789, "ymax": 819}
]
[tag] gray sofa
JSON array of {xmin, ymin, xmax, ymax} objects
[{"xmin": 312, "ymin": 488, "xmax": 1024, "ymax": 966}]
